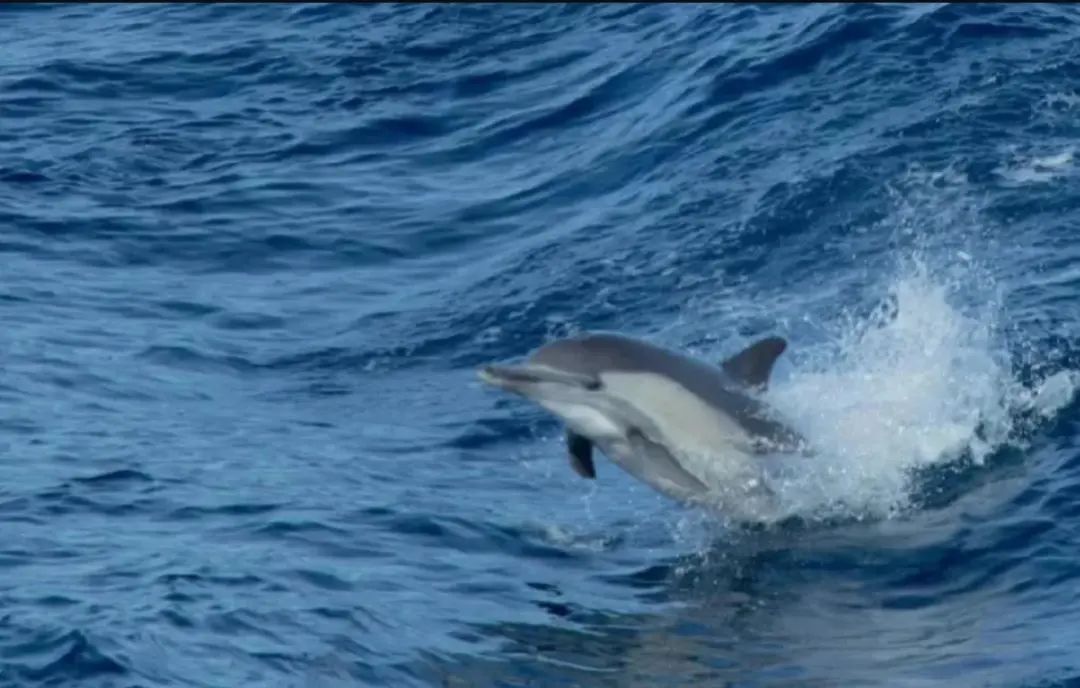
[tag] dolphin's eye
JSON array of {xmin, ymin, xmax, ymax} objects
[{"xmin": 584, "ymin": 378, "xmax": 602, "ymax": 391}]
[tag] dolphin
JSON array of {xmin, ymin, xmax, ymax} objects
[{"xmin": 477, "ymin": 332, "xmax": 807, "ymax": 506}]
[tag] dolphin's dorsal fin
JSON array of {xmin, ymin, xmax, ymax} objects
[
  {"xmin": 566, "ymin": 430, "xmax": 596, "ymax": 479},
  {"xmin": 721, "ymin": 336, "xmax": 787, "ymax": 390}
]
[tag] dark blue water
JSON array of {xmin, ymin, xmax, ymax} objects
[{"xmin": 3, "ymin": 4, "xmax": 1080, "ymax": 687}]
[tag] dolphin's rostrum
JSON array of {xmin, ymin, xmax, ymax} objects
[{"xmin": 478, "ymin": 332, "xmax": 807, "ymax": 506}]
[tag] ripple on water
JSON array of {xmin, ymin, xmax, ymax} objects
[
  {"xmin": 2, "ymin": 3, "xmax": 1080, "ymax": 688},
  {"xmin": 0, "ymin": 626, "xmax": 128, "ymax": 686}
]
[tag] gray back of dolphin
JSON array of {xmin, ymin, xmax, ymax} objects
[{"xmin": 527, "ymin": 333, "xmax": 803, "ymax": 450}]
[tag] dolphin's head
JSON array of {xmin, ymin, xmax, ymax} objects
[
  {"xmin": 477, "ymin": 362, "xmax": 599, "ymax": 402},
  {"xmin": 479, "ymin": 337, "xmax": 637, "ymax": 441},
  {"xmin": 477, "ymin": 337, "xmax": 611, "ymax": 399},
  {"xmin": 478, "ymin": 335, "xmax": 696, "ymax": 452}
]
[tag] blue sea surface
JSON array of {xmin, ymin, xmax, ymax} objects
[{"xmin": 3, "ymin": 3, "xmax": 1080, "ymax": 687}]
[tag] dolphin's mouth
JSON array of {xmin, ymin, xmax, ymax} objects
[
  {"xmin": 477, "ymin": 364, "xmax": 538, "ymax": 387},
  {"xmin": 477, "ymin": 364, "xmax": 600, "ymax": 391}
]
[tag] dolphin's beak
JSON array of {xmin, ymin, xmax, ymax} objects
[
  {"xmin": 476, "ymin": 364, "xmax": 547, "ymax": 393},
  {"xmin": 477, "ymin": 364, "xmax": 599, "ymax": 392},
  {"xmin": 477, "ymin": 364, "xmax": 518, "ymax": 389}
]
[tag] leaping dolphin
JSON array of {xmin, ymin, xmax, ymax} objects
[{"xmin": 477, "ymin": 332, "xmax": 807, "ymax": 506}]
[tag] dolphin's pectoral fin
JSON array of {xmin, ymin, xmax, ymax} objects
[
  {"xmin": 566, "ymin": 430, "xmax": 596, "ymax": 479},
  {"xmin": 721, "ymin": 336, "xmax": 787, "ymax": 391}
]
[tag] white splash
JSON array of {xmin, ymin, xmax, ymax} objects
[
  {"xmin": 994, "ymin": 145, "xmax": 1075, "ymax": 185},
  {"xmin": 666, "ymin": 164, "xmax": 1080, "ymax": 527},
  {"xmin": 758, "ymin": 263, "xmax": 999, "ymax": 519},
  {"xmin": 731, "ymin": 255, "xmax": 1078, "ymax": 524}
]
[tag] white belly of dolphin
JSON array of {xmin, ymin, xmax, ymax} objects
[
  {"xmin": 598, "ymin": 370, "xmax": 756, "ymax": 481},
  {"xmin": 538, "ymin": 395, "xmax": 714, "ymax": 498},
  {"xmin": 539, "ymin": 400, "xmax": 623, "ymax": 440}
]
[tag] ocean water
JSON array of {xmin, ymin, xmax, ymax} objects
[{"xmin": 2, "ymin": 3, "xmax": 1080, "ymax": 686}]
